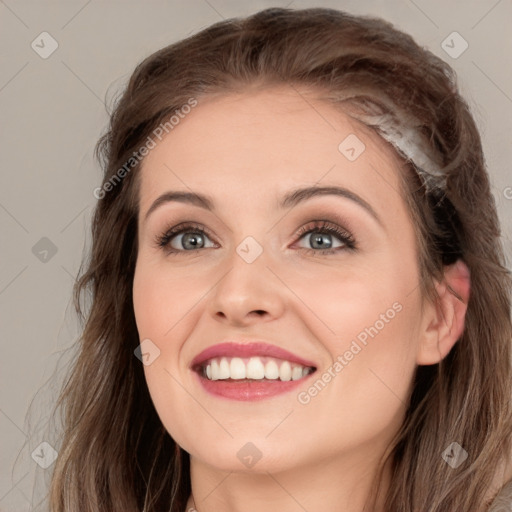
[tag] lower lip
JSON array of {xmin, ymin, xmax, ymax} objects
[{"xmin": 194, "ymin": 372, "xmax": 314, "ymax": 401}]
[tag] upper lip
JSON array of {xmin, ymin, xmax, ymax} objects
[{"xmin": 191, "ymin": 341, "xmax": 318, "ymax": 369}]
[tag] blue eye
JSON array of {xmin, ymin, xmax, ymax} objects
[
  {"xmin": 155, "ymin": 222, "xmax": 216, "ymax": 252},
  {"xmin": 294, "ymin": 220, "xmax": 356, "ymax": 255},
  {"xmin": 155, "ymin": 220, "xmax": 356, "ymax": 256}
]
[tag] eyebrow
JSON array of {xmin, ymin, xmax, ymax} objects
[{"xmin": 143, "ymin": 185, "xmax": 383, "ymax": 227}]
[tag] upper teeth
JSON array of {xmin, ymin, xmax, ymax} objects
[{"xmin": 203, "ymin": 356, "xmax": 313, "ymax": 381}]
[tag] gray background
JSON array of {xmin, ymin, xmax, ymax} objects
[{"xmin": 1, "ymin": 0, "xmax": 511, "ymax": 510}]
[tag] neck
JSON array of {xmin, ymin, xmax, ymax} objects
[{"xmin": 185, "ymin": 446, "xmax": 392, "ymax": 512}]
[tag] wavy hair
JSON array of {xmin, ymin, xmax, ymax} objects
[{"xmin": 49, "ymin": 7, "xmax": 512, "ymax": 511}]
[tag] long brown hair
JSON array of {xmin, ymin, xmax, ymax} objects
[{"xmin": 49, "ymin": 7, "xmax": 512, "ymax": 511}]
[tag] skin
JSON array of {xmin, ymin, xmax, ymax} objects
[{"xmin": 132, "ymin": 85, "xmax": 470, "ymax": 512}]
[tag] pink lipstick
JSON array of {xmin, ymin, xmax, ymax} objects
[{"xmin": 191, "ymin": 342, "xmax": 317, "ymax": 401}]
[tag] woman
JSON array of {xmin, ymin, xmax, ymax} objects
[{"xmin": 49, "ymin": 7, "xmax": 512, "ymax": 511}]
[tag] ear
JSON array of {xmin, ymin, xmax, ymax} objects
[{"xmin": 416, "ymin": 259, "xmax": 471, "ymax": 365}]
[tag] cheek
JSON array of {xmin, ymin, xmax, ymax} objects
[
  {"xmin": 288, "ymin": 258, "xmax": 421, "ymax": 440},
  {"xmin": 141, "ymin": 361, "xmax": 204, "ymax": 456},
  {"xmin": 293, "ymin": 307, "xmax": 419, "ymax": 458},
  {"xmin": 132, "ymin": 260, "xmax": 207, "ymax": 340},
  {"xmin": 283, "ymin": 248, "xmax": 420, "ymax": 362},
  {"xmin": 133, "ymin": 259, "xmax": 222, "ymax": 449}
]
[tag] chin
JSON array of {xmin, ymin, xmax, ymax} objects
[{"xmin": 185, "ymin": 437, "xmax": 304, "ymax": 474}]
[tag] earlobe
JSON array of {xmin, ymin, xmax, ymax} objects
[{"xmin": 416, "ymin": 259, "xmax": 471, "ymax": 365}]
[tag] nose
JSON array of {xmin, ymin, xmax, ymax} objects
[{"xmin": 207, "ymin": 249, "xmax": 286, "ymax": 327}]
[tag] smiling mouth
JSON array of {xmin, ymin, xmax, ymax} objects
[{"xmin": 194, "ymin": 355, "xmax": 316, "ymax": 382}]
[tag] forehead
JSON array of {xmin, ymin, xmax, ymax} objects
[{"xmin": 138, "ymin": 86, "xmax": 407, "ymax": 218}]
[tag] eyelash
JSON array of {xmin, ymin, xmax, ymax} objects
[{"xmin": 154, "ymin": 220, "xmax": 356, "ymax": 256}]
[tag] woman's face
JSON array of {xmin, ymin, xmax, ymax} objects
[{"xmin": 133, "ymin": 87, "xmax": 426, "ymax": 474}]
